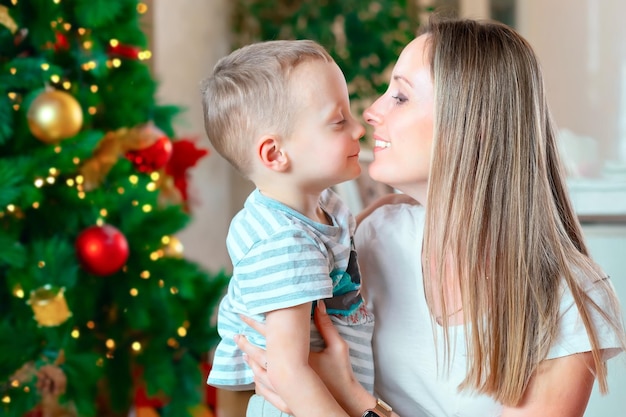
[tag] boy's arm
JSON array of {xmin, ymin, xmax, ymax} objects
[{"xmin": 265, "ymin": 302, "xmax": 350, "ymax": 417}]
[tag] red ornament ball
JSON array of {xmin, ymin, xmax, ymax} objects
[
  {"xmin": 76, "ymin": 224, "xmax": 129, "ymax": 276},
  {"xmin": 126, "ymin": 136, "xmax": 173, "ymax": 173}
]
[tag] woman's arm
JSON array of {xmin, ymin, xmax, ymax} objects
[
  {"xmin": 501, "ymin": 352, "xmax": 596, "ymax": 417},
  {"xmin": 355, "ymin": 193, "xmax": 417, "ymax": 226}
]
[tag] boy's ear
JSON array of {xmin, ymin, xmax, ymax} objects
[{"xmin": 256, "ymin": 135, "xmax": 289, "ymax": 172}]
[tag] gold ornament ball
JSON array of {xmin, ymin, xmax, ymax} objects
[
  {"xmin": 163, "ymin": 236, "xmax": 184, "ymax": 258},
  {"xmin": 27, "ymin": 90, "xmax": 84, "ymax": 143},
  {"xmin": 28, "ymin": 285, "xmax": 72, "ymax": 327}
]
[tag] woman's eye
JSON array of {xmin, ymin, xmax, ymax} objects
[{"xmin": 391, "ymin": 94, "xmax": 408, "ymax": 104}]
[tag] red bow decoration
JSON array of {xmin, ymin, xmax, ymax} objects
[
  {"xmin": 164, "ymin": 138, "xmax": 209, "ymax": 206},
  {"xmin": 107, "ymin": 42, "xmax": 141, "ymax": 59}
]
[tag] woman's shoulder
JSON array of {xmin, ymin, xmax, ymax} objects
[
  {"xmin": 361, "ymin": 200, "xmax": 425, "ymax": 229},
  {"xmin": 355, "ymin": 202, "xmax": 425, "ymax": 254},
  {"xmin": 548, "ymin": 269, "xmax": 624, "ymax": 361}
]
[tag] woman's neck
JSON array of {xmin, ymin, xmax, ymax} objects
[{"xmin": 395, "ymin": 183, "xmax": 428, "ymax": 207}]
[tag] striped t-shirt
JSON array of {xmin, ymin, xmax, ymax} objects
[{"xmin": 208, "ymin": 188, "xmax": 375, "ymax": 393}]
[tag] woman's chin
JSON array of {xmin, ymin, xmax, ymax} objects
[{"xmin": 368, "ymin": 165, "xmax": 395, "ymax": 187}]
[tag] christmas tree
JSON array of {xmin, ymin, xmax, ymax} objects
[{"xmin": 0, "ymin": 1, "xmax": 228, "ymax": 416}]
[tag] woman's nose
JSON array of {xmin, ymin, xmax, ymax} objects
[{"xmin": 363, "ymin": 103, "xmax": 380, "ymax": 126}]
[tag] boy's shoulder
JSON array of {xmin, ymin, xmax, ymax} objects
[
  {"xmin": 229, "ymin": 189, "xmax": 311, "ymax": 238},
  {"xmin": 238, "ymin": 188, "xmax": 349, "ymax": 220},
  {"xmin": 227, "ymin": 199, "xmax": 323, "ymax": 262},
  {"xmin": 229, "ymin": 188, "xmax": 353, "ymax": 240},
  {"xmin": 235, "ymin": 189, "xmax": 296, "ymax": 224}
]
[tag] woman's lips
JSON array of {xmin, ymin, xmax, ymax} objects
[{"xmin": 374, "ymin": 139, "xmax": 390, "ymax": 149}]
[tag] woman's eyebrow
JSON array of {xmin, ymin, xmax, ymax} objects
[{"xmin": 393, "ymin": 74, "xmax": 413, "ymax": 88}]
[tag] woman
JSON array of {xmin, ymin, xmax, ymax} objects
[{"xmin": 236, "ymin": 16, "xmax": 625, "ymax": 417}]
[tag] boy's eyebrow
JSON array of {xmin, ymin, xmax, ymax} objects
[
  {"xmin": 321, "ymin": 103, "xmax": 343, "ymax": 120},
  {"xmin": 393, "ymin": 74, "xmax": 413, "ymax": 88}
]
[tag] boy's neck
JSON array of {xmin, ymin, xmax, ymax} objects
[{"xmin": 257, "ymin": 186, "xmax": 331, "ymax": 225}]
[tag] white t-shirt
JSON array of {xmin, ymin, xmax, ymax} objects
[{"xmin": 355, "ymin": 203, "xmax": 623, "ymax": 417}]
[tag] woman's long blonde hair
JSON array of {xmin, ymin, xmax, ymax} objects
[{"xmin": 421, "ymin": 17, "xmax": 625, "ymax": 405}]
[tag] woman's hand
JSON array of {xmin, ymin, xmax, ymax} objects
[
  {"xmin": 236, "ymin": 301, "xmax": 375, "ymax": 417},
  {"xmin": 235, "ymin": 317, "xmax": 292, "ymax": 414},
  {"xmin": 309, "ymin": 301, "xmax": 358, "ymax": 396},
  {"xmin": 309, "ymin": 301, "xmax": 375, "ymax": 415}
]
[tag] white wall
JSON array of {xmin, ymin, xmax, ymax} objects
[
  {"xmin": 516, "ymin": 1, "xmax": 626, "ymax": 414},
  {"xmin": 151, "ymin": 0, "xmax": 237, "ymax": 273},
  {"xmin": 517, "ymin": 0, "xmax": 626, "ymax": 174}
]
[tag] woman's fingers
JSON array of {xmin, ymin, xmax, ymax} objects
[
  {"xmin": 234, "ymin": 334, "xmax": 267, "ymax": 370},
  {"xmin": 233, "ymin": 334, "xmax": 272, "ymax": 388},
  {"xmin": 313, "ymin": 300, "xmax": 348, "ymax": 356},
  {"xmin": 234, "ymin": 334, "xmax": 292, "ymax": 414},
  {"xmin": 309, "ymin": 300, "xmax": 361, "ymax": 414},
  {"xmin": 239, "ymin": 314, "xmax": 267, "ymax": 335},
  {"xmin": 254, "ymin": 378, "xmax": 291, "ymax": 413},
  {"xmin": 313, "ymin": 300, "xmax": 335, "ymax": 340},
  {"xmin": 310, "ymin": 300, "xmax": 352, "ymax": 383}
]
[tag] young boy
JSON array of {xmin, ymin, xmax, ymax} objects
[{"xmin": 201, "ymin": 40, "xmax": 374, "ymax": 416}]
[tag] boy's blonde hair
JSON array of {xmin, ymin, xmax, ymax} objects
[{"xmin": 200, "ymin": 40, "xmax": 333, "ymax": 177}]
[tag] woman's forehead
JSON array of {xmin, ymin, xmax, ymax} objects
[
  {"xmin": 395, "ymin": 36, "xmax": 429, "ymax": 72},
  {"xmin": 392, "ymin": 35, "xmax": 432, "ymax": 88}
]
